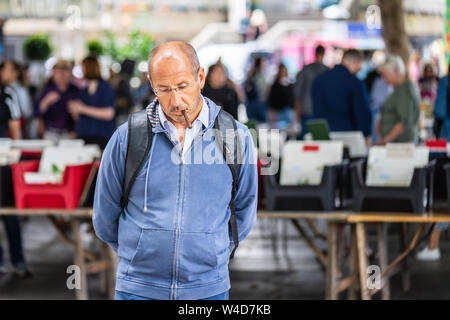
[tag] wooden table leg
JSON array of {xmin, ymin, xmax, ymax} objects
[
  {"xmin": 400, "ymin": 223, "xmax": 411, "ymax": 292},
  {"xmin": 326, "ymin": 222, "xmax": 338, "ymax": 300},
  {"xmin": 356, "ymin": 222, "xmax": 370, "ymax": 300},
  {"xmin": 72, "ymin": 218, "xmax": 88, "ymax": 300},
  {"xmin": 291, "ymin": 219, "xmax": 327, "ymax": 267},
  {"xmin": 377, "ymin": 223, "xmax": 390, "ymax": 300},
  {"xmin": 348, "ymin": 224, "xmax": 359, "ymax": 300}
]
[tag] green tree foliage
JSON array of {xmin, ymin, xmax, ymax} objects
[
  {"xmin": 87, "ymin": 40, "xmax": 104, "ymax": 57},
  {"xmin": 102, "ymin": 30, "xmax": 156, "ymax": 62},
  {"xmin": 23, "ymin": 34, "xmax": 53, "ymax": 61}
]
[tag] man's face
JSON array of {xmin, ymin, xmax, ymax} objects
[
  {"xmin": 380, "ymin": 68, "xmax": 397, "ymax": 86},
  {"xmin": 1, "ymin": 62, "xmax": 18, "ymax": 84},
  {"xmin": 209, "ymin": 66, "xmax": 227, "ymax": 88},
  {"xmin": 148, "ymin": 54, "xmax": 205, "ymax": 125},
  {"xmin": 52, "ymin": 68, "xmax": 71, "ymax": 88},
  {"xmin": 349, "ymin": 60, "xmax": 362, "ymax": 75}
]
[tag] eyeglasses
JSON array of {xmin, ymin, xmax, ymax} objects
[{"xmin": 152, "ymin": 82, "xmax": 196, "ymax": 97}]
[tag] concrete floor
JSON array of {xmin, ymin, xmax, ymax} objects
[{"xmin": 0, "ymin": 216, "xmax": 449, "ymax": 300}]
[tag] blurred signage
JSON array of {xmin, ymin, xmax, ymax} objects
[
  {"xmin": 1, "ymin": 0, "xmax": 94, "ymax": 18},
  {"xmin": 347, "ymin": 22, "xmax": 382, "ymax": 39}
]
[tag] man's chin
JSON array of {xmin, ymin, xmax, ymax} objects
[{"xmin": 168, "ymin": 114, "xmax": 186, "ymax": 123}]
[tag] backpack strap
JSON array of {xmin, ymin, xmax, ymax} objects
[
  {"xmin": 214, "ymin": 109, "xmax": 242, "ymax": 258},
  {"xmin": 121, "ymin": 109, "xmax": 153, "ymax": 209}
]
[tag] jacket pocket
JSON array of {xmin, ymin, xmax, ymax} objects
[
  {"xmin": 117, "ymin": 215, "xmax": 141, "ymax": 261},
  {"xmin": 178, "ymin": 232, "xmax": 219, "ymax": 286},
  {"xmin": 126, "ymin": 228, "xmax": 174, "ymax": 286}
]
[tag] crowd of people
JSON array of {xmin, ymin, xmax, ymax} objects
[
  {"xmin": 0, "ymin": 54, "xmax": 150, "ymax": 277},
  {"xmin": 4, "ymin": 45, "xmax": 439, "ymax": 150},
  {"xmin": 0, "ymin": 55, "xmax": 155, "ymax": 151},
  {"xmin": 0, "ymin": 44, "xmax": 448, "ymax": 277},
  {"xmin": 240, "ymin": 45, "xmax": 445, "ymax": 146}
]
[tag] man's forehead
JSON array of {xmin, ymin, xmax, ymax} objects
[
  {"xmin": 151, "ymin": 51, "xmax": 192, "ymax": 79},
  {"xmin": 152, "ymin": 47, "xmax": 190, "ymax": 68}
]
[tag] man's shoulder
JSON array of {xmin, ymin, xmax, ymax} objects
[
  {"xmin": 234, "ymin": 119, "xmax": 250, "ymax": 132},
  {"xmin": 312, "ymin": 69, "xmax": 329, "ymax": 87},
  {"xmin": 114, "ymin": 120, "xmax": 130, "ymax": 143},
  {"xmin": 308, "ymin": 62, "xmax": 329, "ymax": 72}
]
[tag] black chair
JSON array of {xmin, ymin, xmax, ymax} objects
[
  {"xmin": 350, "ymin": 159, "xmax": 436, "ymax": 214},
  {"xmin": 263, "ymin": 163, "xmax": 345, "ymax": 211}
]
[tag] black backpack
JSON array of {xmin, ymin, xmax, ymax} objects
[{"xmin": 120, "ymin": 108, "xmax": 242, "ymax": 258}]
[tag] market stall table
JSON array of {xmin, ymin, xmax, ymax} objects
[
  {"xmin": 257, "ymin": 211, "xmax": 354, "ymax": 300},
  {"xmin": 0, "ymin": 207, "xmax": 116, "ymax": 300},
  {"xmin": 347, "ymin": 212, "xmax": 450, "ymax": 300}
]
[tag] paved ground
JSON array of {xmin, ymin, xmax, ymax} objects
[{"xmin": 0, "ymin": 216, "xmax": 449, "ymax": 300}]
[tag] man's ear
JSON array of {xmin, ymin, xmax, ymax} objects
[
  {"xmin": 198, "ymin": 67, "xmax": 206, "ymax": 90},
  {"xmin": 146, "ymin": 73, "xmax": 152, "ymax": 85}
]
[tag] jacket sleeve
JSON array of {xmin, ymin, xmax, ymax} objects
[
  {"xmin": 352, "ymin": 80, "xmax": 373, "ymax": 137},
  {"xmin": 92, "ymin": 125, "xmax": 127, "ymax": 252},
  {"xmin": 233, "ymin": 124, "xmax": 258, "ymax": 244}
]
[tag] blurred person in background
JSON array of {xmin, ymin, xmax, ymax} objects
[
  {"xmin": 68, "ymin": 55, "xmax": 115, "ymax": 150},
  {"xmin": 293, "ymin": 45, "xmax": 329, "ymax": 138},
  {"xmin": 267, "ymin": 63, "xmax": 294, "ymax": 129},
  {"xmin": 416, "ymin": 222, "xmax": 449, "ymax": 261},
  {"xmin": 202, "ymin": 62, "xmax": 239, "ymax": 119},
  {"xmin": 35, "ymin": 59, "xmax": 79, "ymax": 142},
  {"xmin": 419, "ymin": 63, "xmax": 439, "ymax": 104},
  {"xmin": 1, "ymin": 60, "xmax": 33, "ymax": 138},
  {"xmin": 434, "ymin": 62, "xmax": 450, "ymax": 139},
  {"xmin": 408, "ymin": 50, "xmax": 422, "ymax": 84},
  {"xmin": 133, "ymin": 71, "xmax": 154, "ymax": 110},
  {"xmin": 364, "ymin": 52, "xmax": 393, "ymax": 144},
  {"xmin": 0, "ymin": 65, "xmax": 22, "ymax": 139},
  {"xmin": 312, "ymin": 49, "xmax": 372, "ymax": 140},
  {"xmin": 246, "ymin": 9, "xmax": 268, "ymax": 41},
  {"xmin": 21, "ymin": 64, "xmax": 38, "ymax": 103},
  {"xmin": 377, "ymin": 55, "xmax": 420, "ymax": 144},
  {"xmin": 110, "ymin": 59, "xmax": 134, "ymax": 126},
  {"xmin": 368, "ymin": 74, "xmax": 393, "ymax": 144},
  {"xmin": 244, "ymin": 56, "xmax": 270, "ymax": 123},
  {"xmin": 420, "ymin": 61, "xmax": 450, "ymax": 261},
  {"xmin": 0, "ymin": 73, "xmax": 30, "ymax": 278},
  {"xmin": 20, "ymin": 64, "xmax": 40, "ymax": 138}
]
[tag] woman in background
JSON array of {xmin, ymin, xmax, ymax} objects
[
  {"xmin": 267, "ymin": 63, "xmax": 294, "ymax": 129},
  {"xmin": 202, "ymin": 62, "xmax": 239, "ymax": 119},
  {"xmin": 244, "ymin": 57, "xmax": 270, "ymax": 123},
  {"xmin": 68, "ymin": 55, "xmax": 115, "ymax": 150}
]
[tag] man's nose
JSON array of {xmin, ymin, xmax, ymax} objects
[{"xmin": 169, "ymin": 88, "xmax": 182, "ymax": 107}]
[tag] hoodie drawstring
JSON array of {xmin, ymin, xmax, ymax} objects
[{"xmin": 144, "ymin": 134, "xmax": 157, "ymax": 212}]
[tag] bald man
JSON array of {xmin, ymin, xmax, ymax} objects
[{"xmin": 93, "ymin": 41, "xmax": 258, "ymax": 300}]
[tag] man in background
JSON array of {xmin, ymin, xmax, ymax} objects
[
  {"xmin": 312, "ymin": 49, "xmax": 372, "ymax": 141},
  {"xmin": 293, "ymin": 45, "xmax": 329, "ymax": 138}
]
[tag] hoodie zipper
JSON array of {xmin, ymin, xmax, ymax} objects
[
  {"xmin": 159, "ymin": 123, "xmax": 213, "ymax": 300},
  {"xmin": 161, "ymin": 130, "xmax": 193, "ymax": 300}
]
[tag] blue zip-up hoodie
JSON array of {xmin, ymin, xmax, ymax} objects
[{"xmin": 93, "ymin": 96, "xmax": 258, "ymax": 300}]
